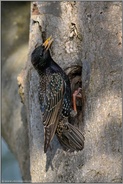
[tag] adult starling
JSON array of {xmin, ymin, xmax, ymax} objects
[{"xmin": 31, "ymin": 36, "xmax": 84, "ymax": 153}]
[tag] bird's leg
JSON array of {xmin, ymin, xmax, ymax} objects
[{"xmin": 73, "ymin": 88, "xmax": 82, "ymax": 112}]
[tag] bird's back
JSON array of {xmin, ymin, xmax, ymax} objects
[
  {"xmin": 38, "ymin": 59, "xmax": 71, "ymax": 152},
  {"xmin": 50, "ymin": 60, "xmax": 72, "ymax": 117}
]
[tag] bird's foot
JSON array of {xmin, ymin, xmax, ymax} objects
[{"xmin": 72, "ymin": 87, "xmax": 82, "ymax": 113}]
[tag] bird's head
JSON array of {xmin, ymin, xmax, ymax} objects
[{"xmin": 31, "ymin": 36, "xmax": 53, "ymax": 71}]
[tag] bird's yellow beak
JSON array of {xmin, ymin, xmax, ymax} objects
[{"xmin": 42, "ymin": 36, "xmax": 53, "ymax": 50}]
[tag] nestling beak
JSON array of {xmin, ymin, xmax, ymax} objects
[{"xmin": 42, "ymin": 36, "xmax": 53, "ymax": 50}]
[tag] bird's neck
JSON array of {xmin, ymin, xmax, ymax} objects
[
  {"xmin": 37, "ymin": 57, "xmax": 63, "ymax": 76},
  {"xmin": 36, "ymin": 57, "xmax": 53, "ymax": 75},
  {"xmin": 50, "ymin": 59, "xmax": 65, "ymax": 75}
]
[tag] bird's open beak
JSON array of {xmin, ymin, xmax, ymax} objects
[{"xmin": 42, "ymin": 36, "xmax": 53, "ymax": 50}]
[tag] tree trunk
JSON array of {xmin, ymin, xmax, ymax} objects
[{"xmin": 11, "ymin": 1, "xmax": 123, "ymax": 182}]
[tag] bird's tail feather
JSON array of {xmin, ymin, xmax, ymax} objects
[{"xmin": 56, "ymin": 122, "xmax": 84, "ymax": 152}]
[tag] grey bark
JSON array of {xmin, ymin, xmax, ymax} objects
[{"xmin": 4, "ymin": 1, "xmax": 122, "ymax": 182}]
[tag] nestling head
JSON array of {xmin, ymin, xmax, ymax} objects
[{"xmin": 31, "ymin": 36, "xmax": 53, "ymax": 71}]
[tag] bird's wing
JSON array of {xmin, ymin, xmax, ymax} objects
[{"xmin": 43, "ymin": 73, "xmax": 65, "ymax": 152}]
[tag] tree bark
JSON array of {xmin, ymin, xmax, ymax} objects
[{"xmin": 5, "ymin": 1, "xmax": 122, "ymax": 182}]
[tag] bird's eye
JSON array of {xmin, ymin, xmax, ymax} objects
[{"xmin": 40, "ymin": 46, "xmax": 45, "ymax": 57}]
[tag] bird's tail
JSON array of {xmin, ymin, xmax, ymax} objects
[{"xmin": 56, "ymin": 121, "xmax": 84, "ymax": 152}]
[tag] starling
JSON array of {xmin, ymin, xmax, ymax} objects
[{"xmin": 31, "ymin": 36, "xmax": 84, "ymax": 153}]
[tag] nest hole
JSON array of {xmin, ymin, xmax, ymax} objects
[{"xmin": 65, "ymin": 65, "xmax": 83, "ymax": 126}]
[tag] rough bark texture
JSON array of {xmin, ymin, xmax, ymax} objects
[{"xmin": 5, "ymin": 1, "xmax": 122, "ymax": 182}]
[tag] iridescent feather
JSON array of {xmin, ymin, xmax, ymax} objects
[{"xmin": 31, "ymin": 37, "xmax": 84, "ymax": 153}]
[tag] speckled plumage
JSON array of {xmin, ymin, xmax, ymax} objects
[{"xmin": 31, "ymin": 40, "xmax": 84, "ymax": 153}]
